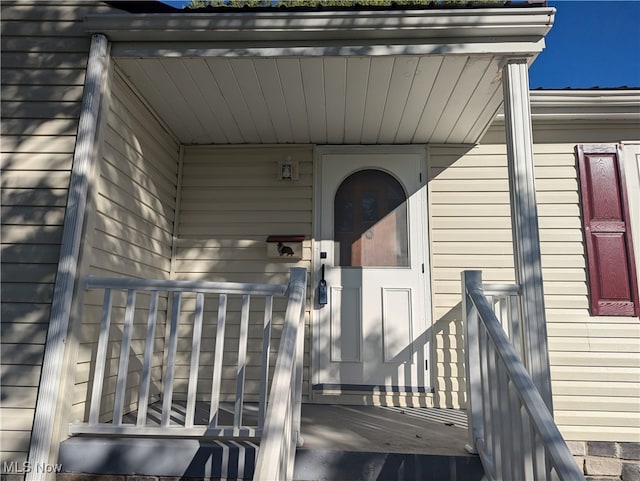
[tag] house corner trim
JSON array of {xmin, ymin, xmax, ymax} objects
[{"xmin": 26, "ymin": 33, "xmax": 110, "ymax": 481}]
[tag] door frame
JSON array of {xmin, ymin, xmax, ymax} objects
[{"xmin": 311, "ymin": 145, "xmax": 434, "ymax": 402}]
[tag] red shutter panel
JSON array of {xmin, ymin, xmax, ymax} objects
[{"xmin": 576, "ymin": 145, "xmax": 640, "ymax": 316}]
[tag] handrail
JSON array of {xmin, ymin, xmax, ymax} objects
[
  {"xmin": 86, "ymin": 275, "xmax": 288, "ymax": 296},
  {"xmin": 71, "ymin": 268, "xmax": 305, "ymax": 445},
  {"xmin": 463, "ymin": 270, "xmax": 585, "ymax": 481},
  {"xmin": 253, "ymin": 267, "xmax": 307, "ymax": 481}
]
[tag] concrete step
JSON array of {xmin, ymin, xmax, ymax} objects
[
  {"xmin": 58, "ymin": 437, "xmax": 483, "ymax": 481},
  {"xmin": 58, "ymin": 437, "xmax": 258, "ymax": 479},
  {"xmin": 293, "ymin": 448, "xmax": 484, "ymax": 481}
]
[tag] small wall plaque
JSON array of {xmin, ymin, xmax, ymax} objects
[{"xmin": 266, "ymin": 235, "xmax": 304, "ymax": 259}]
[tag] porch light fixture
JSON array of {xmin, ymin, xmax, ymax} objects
[{"xmin": 278, "ymin": 157, "xmax": 299, "ymax": 181}]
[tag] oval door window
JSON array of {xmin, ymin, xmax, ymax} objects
[{"xmin": 334, "ymin": 169, "xmax": 409, "ymax": 267}]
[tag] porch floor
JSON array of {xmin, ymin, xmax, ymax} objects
[
  {"xmin": 121, "ymin": 400, "xmax": 470, "ymax": 456},
  {"xmin": 60, "ymin": 403, "xmax": 477, "ymax": 479},
  {"xmin": 299, "ymin": 404, "xmax": 470, "ymax": 456}
]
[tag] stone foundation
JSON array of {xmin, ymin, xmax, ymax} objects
[{"xmin": 567, "ymin": 441, "xmax": 640, "ymax": 481}]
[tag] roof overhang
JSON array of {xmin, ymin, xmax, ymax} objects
[
  {"xmin": 86, "ymin": 8, "xmax": 555, "ymax": 41},
  {"xmin": 87, "ymin": 8, "xmax": 554, "ymax": 55},
  {"xmin": 86, "ymin": 7, "xmax": 555, "ymax": 145},
  {"xmin": 528, "ymin": 90, "xmax": 640, "ymax": 121}
]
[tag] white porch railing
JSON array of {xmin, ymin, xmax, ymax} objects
[
  {"xmin": 462, "ymin": 270, "xmax": 585, "ymax": 481},
  {"xmin": 70, "ymin": 267, "xmax": 307, "ymax": 468},
  {"xmin": 253, "ymin": 267, "xmax": 306, "ymax": 481}
]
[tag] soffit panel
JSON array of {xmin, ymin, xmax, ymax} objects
[{"xmin": 115, "ymin": 54, "xmax": 506, "ymax": 145}]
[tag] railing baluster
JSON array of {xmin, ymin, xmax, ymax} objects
[
  {"xmin": 521, "ymin": 404, "xmax": 535, "ymax": 481},
  {"xmin": 463, "ymin": 271, "xmax": 585, "ymax": 481},
  {"xmin": 259, "ymin": 296, "xmax": 274, "ymax": 428},
  {"xmin": 137, "ymin": 290, "xmax": 159, "ymax": 427},
  {"xmin": 489, "ymin": 346, "xmax": 502, "ymax": 477},
  {"xmin": 292, "ymin": 299, "xmax": 306, "ymax": 447},
  {"xmin": 89, "ymin": 288, "xmax": 113, "ymax": 425},
  {"xmin": 210, "ymin": 293, "xmax": 227, "ymax": 427},
  {"xmin": 509, "ymin": 293, "xmax": 523, "ymax": 359},
  {"xmin": 285, "ymin": 390, "xmax": 295, "ymax": 481},
  {"xmin": 186, "ymin": 292, "xmax": 205, "ymax": 428},
  {"xmin": 531, "ymin": 430, "xmax": 541, "ymax": 480},
  {"xmin": 113, "ymin": 289, "xmax": 136, "ymax": 426},
  {"xmin": 161, "ymin": 291, "xmax": 181, "ymax": 427},
  {"xmin": 479, "ymin": 327, "xmax": 492, "ymax": 469},
  {"xmin": 498, "ymin": 368, "xmax": 512, "ymax": 479},
  {"xmin": 498, "ymin": 295, "xmax": 513, "ymax": 334},
  {"xmin": 509, "ymin": 382, "xmax": 525, "ymax": 481},
  {"xmin": 545, "ymin": 451, "xmax": 554, "ymax": 481},
  {"xmin": 235, "ymin": 294, "xmax": 251, "ymax": 428}
]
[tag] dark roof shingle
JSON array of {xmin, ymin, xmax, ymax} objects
[{"xmin": 107, "ymin": 0, "xmax": 547, "ymax": 14}]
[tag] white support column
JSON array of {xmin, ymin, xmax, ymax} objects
[
  {"xmin": 502, "ymin": 59, "xmax": 553, "ymax": 411},
  {"xmin": 26, "ymin": 34, "xmax": 110, "ymax": 481}
]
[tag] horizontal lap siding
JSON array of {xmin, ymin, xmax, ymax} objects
[
  {"xmin": 429, "ymin": 122, "xmax": 640, "ymax": 443},
  {"xmin": 0, "ymin": 1, "xmax": 117, "ymax": 464},
  {"xmin": 428, "ymin": 144, "xmax": 515, "ymax": 409},
  {"xmin": 533, "ymin": 138, "xmax": 640, "ymax": 443},
  {"xmin": 177, "ymin": 145, "xmax": 313, "ymax": 401},
  {"xmin": 74, "ymin": 69, "xmax": 179, "ymax": 423}
]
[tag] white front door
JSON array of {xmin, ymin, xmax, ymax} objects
[{"xmin": 314, "ymin": 149, "xmax": 431, "ymax": 392}]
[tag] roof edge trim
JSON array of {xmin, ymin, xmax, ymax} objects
[
  {"xmin": 85, "ymin": 7, "xmax": 555, "ymax": 45},
  {"xmin": 498, "ymin": 89, "xmax": 640, "ymax": 121}
]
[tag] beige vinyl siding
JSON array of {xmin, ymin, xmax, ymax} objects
[
  {"xmin": 0, "ymin": 1, "xmax": 119, "ymax": 464},
  {"xmin": 72, "ymin": 68, "xmax": 180, "ymax": 423},
  {"xmin": 532, "ymin": 140, "xmax": 640, "ymax": 444},
  {"xmin": 529, "ymin": 126, "xmax": 640, "ymax": 443},
  {"xmin": 428, "ymin": 122, "xmax": 640, "ymax": 443},
  {"xmin": 175, "ymin": 145, "xmax": 313, "ymax": 401},
  {"xmin": 428, "ymin": 144, "xmax": 515, "ymax": 408}
]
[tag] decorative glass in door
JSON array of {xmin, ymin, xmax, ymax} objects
[{"xmin": 334, "ymin": 169, "xmax": 409, "ymax": 267}]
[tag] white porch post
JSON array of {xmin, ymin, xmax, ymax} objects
[
  {"xmin": 502, "ymin": 59, "xmax": 553, "ymax": 411},
  {"xmin": 26, "ymin": 34, "xmax": 110, "ymax": 480}
]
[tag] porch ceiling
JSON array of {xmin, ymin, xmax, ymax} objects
[
  {"xmin": 116, "ymin": 54, "xmax": 506, "ymax": 145},
  {"xmin": 96, "ymin": 7, "xmax": 555, "ymax": 145}
]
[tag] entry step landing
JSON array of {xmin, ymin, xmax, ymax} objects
[
  {"xmin": 300, "ymin": 404, "xmax": 469, "ymax": 456},
  {"xmin": 294, "ymin": 404, "xmax": 483, "ymax": 481},
  {"xmin": 58, "ymin": 404, "xmax": 483, "ymax": 481}
]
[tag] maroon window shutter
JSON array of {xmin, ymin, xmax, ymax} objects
[{"xmin": 576, "ymin": 145, "xmax": 640, "ymax": 317}]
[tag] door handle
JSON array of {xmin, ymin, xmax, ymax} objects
[{"xmin": 318, "ymin": 264, "xmax": 328, "ymax": 305}]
